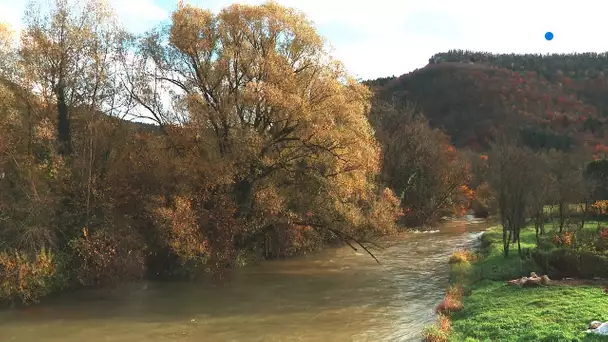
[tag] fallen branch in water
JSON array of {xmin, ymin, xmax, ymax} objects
[{"xmin": 293, "ymin": 221, "xmax": 381, "ymax": 264}]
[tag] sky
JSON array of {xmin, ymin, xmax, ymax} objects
[{"xmin": 1, "ymin": 0, "xmax": 607, "ymax": 80}]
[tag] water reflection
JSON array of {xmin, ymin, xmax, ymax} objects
[{"xmin": 0, "ymin": 221, "xmax": 491, "ymax": 342}]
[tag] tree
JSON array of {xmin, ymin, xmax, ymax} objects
[
  {"xmin": 0, "ymin": 23, "xmax": 18, "ymax": 80},
  {"xmin": 586, "ymin": 158, "xmax": 608, "ymax": 201},
  {"xmin": 129, "ymin": 1, "xmax": 397, "ymax": 263},
  {"xmin": 526, "ymin": 152, "xmax": 553, "ymax": 243},
  {"xmin": 20, "ymin": 0, "xmax": 128, "ymax": 156},
  {"xmin": 546, "ymin": 150, "xmax": 585, "ymax": 232},
  {"xmin": 370, "ymin": 101, "xmax": 471, "ymax": 226},
  {"xmin": 489, "ymin": 137, "xmax": 537, "ymax": 257}
]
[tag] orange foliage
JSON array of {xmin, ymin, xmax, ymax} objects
[
  {"xmin": 438, "ymin": 314, "xmax": 452, "ymax": 333},
  {"xmin": 0, "ymin": 249, "xmax": 56, "ymax": 304},
  {"xmin": 153, "ymin": 197, "xmax": 211, "ymax": 264},
  {"xmin": 449, "ymin": 249, "xmax": 476, "ymax": 264},
  {"xmin": 435, "ymin": 291, "xmax": 463, "ymax": 315},
  {"xmin": 592, "ymin": 200, "xmax": 608, "ymax": 215},
  {"xmin": 594, "ymin": 144, "xmax": 608, "ymax": 158},
  {"xmin": 459, "ymin": 185, "xmax": 475, "ymax": 201}
]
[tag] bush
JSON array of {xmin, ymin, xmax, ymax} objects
[
  {"xmin": 422, "ymin": 314, "xmax": 452, "ymax": 342},
  {"xmin": 536, "ymin": 239, "xmax": 555, "ymax": 251},
  {"xmin": 422, "ymin": 324, "xmax": 449, "ymax": 342},
  {"xmin": 0, "ymin": 248, "xmax": 58, "ymax": 304},
  {"xmin": 436, "ymin": 284, "xmax": 464, "ymax": 315},
  {"xmin": 533, "ymin": 247, "xmax": 608, "ymax": 279},
  {"xmin": 449, "ymin": 249, "xmax": 476, "ymax": 264},
  {"xmin": 479, "ymin": 233, "xmax": 494, "ymax": 250},
  {"xmin": 550, "ymin": 231, "xmax": 574, "ymax": 248},
  {"xmin": 69, "ymin": 228, "xmax": 145, "ymax": 287}
]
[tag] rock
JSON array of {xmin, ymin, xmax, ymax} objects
[
  {"xmin": 522, "ymin": 277, "xmax": 542, "ymax": 287},
  {"xmin": 540, "ymin": 275, "xmax": 551, "ymax": 285},
  {"xmin": 587, "ymin": 321, "xmax": 608, "ymax": 335},
  {"xmin": 590, "ymin": 321, "xmax": 603, "ymax": 329},
  {"xmin": 507, "ymin": 273, "xmax": 550, "ymax": 287}
]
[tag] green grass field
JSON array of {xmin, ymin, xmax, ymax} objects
[{"xmin": 448, "ymin": 224, "xmax": 608, "ymax": 342}]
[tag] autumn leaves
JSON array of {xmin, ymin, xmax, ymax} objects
[{"xmin": 0, "ymin": 0, "xmax": 405, "ymax": 299}]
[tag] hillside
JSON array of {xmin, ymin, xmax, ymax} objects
[{"xmin": 368, "ymin": 50, "xmax": 608, "ymax": 153}]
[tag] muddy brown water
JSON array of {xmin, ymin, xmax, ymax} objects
[{"xmin": 0, "ymin": 220, "xmax": 492, "ymax": 342}]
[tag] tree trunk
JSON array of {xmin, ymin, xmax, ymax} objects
[
  {"xmin": 535, "ymin": 219, "xmax": 540, "ymax": 244},
  {"xmin": 55, "ymin": 84, "xmax": 72, "ymax": 156},
  {"xmin": 503, "ymin": 227, "xmax": 511, "ymax": 257},
  {"xmin": 517, "ymin": 228, "xmax": 522, "ymax": 257},
  {"xmin": 580, "ymin": 201, "xmax": 589, "ymax": 231},
  {"xmin": 539, "ymin": 211, "xmax": 545, "ymax": 235},
  {"xmin": 558, "ymin": 201, "xmax": 565, "ymax": 233}
]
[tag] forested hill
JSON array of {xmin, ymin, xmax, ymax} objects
[{"xmin": 367, "ymin": 50, "xmax": 608, "ymax": 153}]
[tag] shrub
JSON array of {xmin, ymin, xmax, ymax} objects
[
  {"xmin": 422, "ymin": 324, "xmax": 449, "ymax": 342},
  {"xmin": 551, "ymin": 231, "xmax": 574, "ymax": 247},
  {"xmin": 573, "ymin": 228, "xmax": 600, "ymax": 252},
  {"xmin": 436, "ymin": 284, "xmax": 464, "ymax": 315},
  {"xmin": 447, "ymin": 283, "xmax": 465, "ymax": 298},
  {"xmin": 423, "ymin": 313, "xmax": 452, "ymax": 342},
  {"xmin": 449, "ymin": 249, "xmax": 476, "ymax": 264},
  {"xmin": 438, "ymin": 313, "xmax": 452, "ymax": 332},
  {"xmin": 69, "ymin": 228, "xmax": 145, "ymax": 287},
  {"xmin": 579, "ymin": 251, "xmax": 608, "ymax": 277},
  {"xmin": 537, "ymin": 239, "xmax": 555, "ymax": 251},
  {"xmin": 0, "ymin": 248, "xmax": 57, "ymax": 304},
  {"xmin": 533, "ymin": 247, "xmax": 608, "ymax": 279}
]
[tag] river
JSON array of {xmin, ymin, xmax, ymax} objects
[{"xmin": 0, "ymin": 220, "xmax": 492, "ymax": 342}]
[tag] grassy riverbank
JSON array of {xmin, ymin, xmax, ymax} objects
[{"xmin": 426, "ymin": 224, "xmax": 608, "ymax": 342}]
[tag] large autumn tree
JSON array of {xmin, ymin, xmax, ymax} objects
[
  {"xmin": 129, "ymin": 1, "xmax": 399, "ymax": 263},
  {"xmin": 20, "ymin": 0, "xmax": 128, "ymax": 156}
]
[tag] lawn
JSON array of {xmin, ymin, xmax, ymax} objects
[
  {"xmin": 447, "ymin": 223, "xmax": 608, "ymax": 342},
  {"xmin": 450, "ymin": 281, "xmax": 608, "ymax": 341}
]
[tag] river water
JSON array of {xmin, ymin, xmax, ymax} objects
[{"xmin": 0, "ymin": 220, "xmax": 491, "ymax": 342}]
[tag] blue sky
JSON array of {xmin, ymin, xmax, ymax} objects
[{"xmin": 2, "ymin": 0, "xmax": 607, "ymax": 80}]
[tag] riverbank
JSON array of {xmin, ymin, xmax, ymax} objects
[
  {"xmin": 425, "ymin": 224, "xmax": 608, "ymax": 341},
  {"xmin": 0, "ymin": 221, "xmax": 491, "ymax": 341}
]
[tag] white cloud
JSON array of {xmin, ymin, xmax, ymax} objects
[
  {"xmin": 182, "ymin": 0, "xmax": 608, "ymax": 79},
  {"xmin": 0, "ymin": 0, "xmax": 169, "ymax": 37},
  {"xmin": 3, "ymin": 0, "xmax": 608, "ymax": 79},
  {"xmin": 108, "ymin": 0, "xmax": 169, "ymax": 33},
  {"xmin": 0, "ymin": 2, "xmax": 25, "ymax": 33}
]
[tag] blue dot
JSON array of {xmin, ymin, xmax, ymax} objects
[{"xmin": 545, "ymin": 32, "xmax": 554, "ymax": 41}]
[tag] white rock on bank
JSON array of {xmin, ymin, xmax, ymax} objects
[{"xmin": 587, "ymin": 321, "xmax": 608, "ymax": 335}]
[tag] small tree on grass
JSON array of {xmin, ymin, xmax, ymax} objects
[
  {"xmin": 527, "ymin": 152, "xmax": 553, "ymax": 243},
  {"xmin": 546, "ymin": 150, "xmax": 585, "ymax": 233},
  {"xmin": 489, "ymin": 137, "xmax": 537, "ymax": 257}
]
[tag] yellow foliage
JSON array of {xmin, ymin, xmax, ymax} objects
[
  {"xmin": 592, "ymin": 200, "xmax": 608, "ymax": 215},
  {"xmin": 154, "ymin": 196, "xmax": 209, "ymax": 265},
  {"xmin": 0, "ymin": 248, "xmax": 56, "ymax": 304},
  {"xmin": 449, "ymin": 249, "xmax": 476, "ymax": 264}
]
